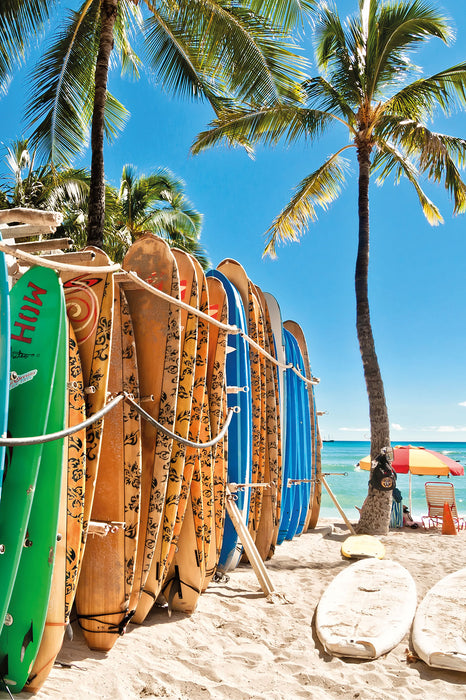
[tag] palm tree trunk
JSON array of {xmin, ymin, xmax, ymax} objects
[
  {"xmin": 87, "ymin": 0, "xmax": 118, "ymax": 248},
  {"xmin": 354, "ymin": 142, "xmax": 392, "ymax": 535}
]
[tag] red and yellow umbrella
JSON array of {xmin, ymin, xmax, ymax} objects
[{"xmin": 359, "ymin": 445, "xmax": 464, "ymax": 511}]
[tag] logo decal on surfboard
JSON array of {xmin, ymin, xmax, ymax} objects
[{"xmin": 9, "ymin": 370, "xmax": 38, "ymax": 390}]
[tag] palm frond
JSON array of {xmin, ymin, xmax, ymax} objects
[
  {"xmin": 143, "ymin": 0, "xmax": 308, "ymax": 106},
  {"xmin": 375, "ymin": 115, "xmax": 466, "ymax": 214},
  {"xmin": 302, "ymin": 76, "xmax": 356, "ymax": 127},
  {"xmin": 366, "ymin": 0, "xmax": 453, "ymax": 99},
  {"xmin": 103, "ymin": 92, "xmax": 130, "ymax": 142},
  {"xmin": 264, "ymin": 150, "xmax": 351, "ymax": 257},
  {"xmin": 386, "ymin": 63, "xmax": 466, "ymax": 119},
  {"xmin": 25, "ymin": 0, "xmax": 100, "ymax": 166},
  {"xmin": 372, "ymin": 143, "xmax": 443, "ymax": 224},
  {"xmin": 0, "ymin": 0, "xmax": 52, "ymax": 89},
  {"xmin": 114, "ymin": 0, "xmax": 143, "ymax": 80},
  {"xmin": 249, "ymin": 0, "xmax": 316, "ymax": 33},
  {"xmin": 313, "ymin": 3, "xmax": 363, "ymax": 108},
  {"xmin": 192, "ymin": 103, "xmax": 334, "ymax": 155}
]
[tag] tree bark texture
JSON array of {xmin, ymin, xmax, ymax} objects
[
  {"xmin": 87, "ymin": 0, "xmax": 118, "ymax": 248},
  {"xmin": 354, "ymin": 142, "xmax": 392, "ymax": 536}
]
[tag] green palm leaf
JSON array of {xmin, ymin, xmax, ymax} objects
[
  {"xmin": 192, "ymin": 103, "xmax": 334, "ymax": 155},
  {"xmin": 264, "ymin": 150, "xmax": 351, "ymax": 257},
  {"xmin": 0, "ymin": 0, "xmax": 52, "ymax": 91},
  {"xmin": 372, "ymin": 143, "xmax": 442, "ymax": 224}
]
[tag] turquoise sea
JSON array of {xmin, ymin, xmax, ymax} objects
[{"xmin": 319, "ymin": 441, "xmax": 466, "ymax": 521}]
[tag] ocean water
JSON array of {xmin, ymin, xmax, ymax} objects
[{"xmin": 319, "ymin": 441, "xmax": 466, "ymax": 521}]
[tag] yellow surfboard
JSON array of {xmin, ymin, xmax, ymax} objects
[{"xmin": 341, "ymin": 535, "xmax": 385, "ymax": 560}]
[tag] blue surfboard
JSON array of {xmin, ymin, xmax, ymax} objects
[
  {"xmin": 206, "ymin": 270, "xmax": 252, "ymax": 571},
  {"xmin": 277, "ymin": 328, "xmax": 299, "ymax": 545}
]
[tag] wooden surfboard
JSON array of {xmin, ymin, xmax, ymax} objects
[
  {"xmin": 0, "ymin": 268, "xmax": 64, "ymax": 642},
  {"xmin": 26, "ymin": 322, "xmax": 86, "ymax": 692},
  {"xmin": 133, "ymin": 249, "xmax": 198, "ymax": 623},
  {"xmin": 254, "ymin": 286, "xmax": 281, "ymax": 561},
  {"xmin": 0, "ymin": 278, "xmax": 66, "ymax": 692},
  {"xmin": 262, "ymin": 292, "xmax": 286, "ymax": 550},
  {"xmin": 75, "ymin": 281, "xmax": 142, "ymax": 651},
  {"xmin": 412, "ymin": 568, "xmax": 466, "ymax": 672},
  {"xmin": 122, "ymin": 234, "xmax": 180, "ymax": 615},
  {"xmin": 202, "ymin": 275, "xmax": 228, "ymax": 591},
  {"xmin": 284, "ymin": 320, "xmax": 320, "ymax": 531},
  {"xmin": 316, "ymin": 558, "xmax": 416, "ymax": 659},
  {"xmin": 60, "ymin": 248, "xmax": 114, "ymax": 565},
  {"xmin": 0, "ymin": 232, "xmax": 10, "ymax": 504},
  {"xmin": 162, "ymin": 258, "xmax": 210, "ymax": 614}
]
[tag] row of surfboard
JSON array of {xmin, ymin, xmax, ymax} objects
[
  {"xmin": 316, "ymin": 557, "xmax": 466, "ymax": 673},
  {"xmin": 0, "ymin": 233, "xmax": 321, "ymax": 694}
]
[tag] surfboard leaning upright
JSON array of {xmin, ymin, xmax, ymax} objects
[
  {"xmin": 122, "ymin": 234, "xmax": 180, "ymax": 615},
  {"xmin": 0, "ymin": 268, "xmax": 64, "ymax": 643}
]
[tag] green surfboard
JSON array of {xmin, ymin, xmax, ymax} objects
[
  {"xmin": 0, "ymin": 282, "xmax": 66, "ymax": 692},
  {"xmin": 0, "ymin": 267, "xmax": 64, "ymax": 655}
]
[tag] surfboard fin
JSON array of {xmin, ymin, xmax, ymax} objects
[{"xmin": 20, "ymin": 622, "xmax": 33, "ymax": 663}]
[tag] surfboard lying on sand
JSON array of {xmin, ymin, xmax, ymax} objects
[
  {"xmin": 412, "ymin": 567, "xmax": 466, "ymax": 672},
  {"xmin": 316, "ymin": 558, "xmax": 417, "ymax": 659},
  {"xmin": 341, "ymin": 534, "xmax": 386, "ymax": 560}
]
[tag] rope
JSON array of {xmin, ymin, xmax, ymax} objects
[
  {"xmin": 0, "ymin": 393, "xmax": 233, "ymax": 448},
  {"xmin": 125, "ymin": 394, "xmax": 235, "ymax": 448},
  {"xmin": 1, "ymin": 244, "xmax": 319, "ymax": 386},
  {"xmin": 0, "ymin": 240, "xmax": 120, "ymax": 273},
  {"xmin": 0, "ymin": 394, "xmax": 124, "ymax": 445}
]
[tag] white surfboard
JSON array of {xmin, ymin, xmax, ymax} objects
[
  {"xmin": 316, "ymin": 558, "xmax": 417, "ymax": 659},
  {"xmin": 412, "ymin": 568, "xmax": 466, "ymax": 672}
]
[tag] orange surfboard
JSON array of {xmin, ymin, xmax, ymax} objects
[
  {"xmin": 133, "ymin": 249, "xmax": 198, "ymax": 623},
  {"xmin": 60, "ymin": 248, "xmax": 114, "ymax": 559},
  {"xmin": 75, "ymin": 282, "xmax": 142, "ymax": 651},
  {"xmin": 122, "ymin": 234, "xmax": 180, "ymax": 615},
  {"xmin": 162, "ymin": 258, "xmax": 210, "ymax": 614}
]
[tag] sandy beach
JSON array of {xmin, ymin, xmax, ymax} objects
[{"xmin": 15, "ymin": 517, "xmax": 465, "ymax": 700}]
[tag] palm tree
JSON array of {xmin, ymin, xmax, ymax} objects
[
  {"xmin": 112, "ymin": 164, "xmax": 208, "ymax": 266},
  {"xmin": 1, "ymin": 0, "xmax": 315, "ymax": 249},
  {"xmin": 0, "ymin": 138, "xmax": 91, "ymax": 244},
  {"xmin": 192, "ymin": 0, "xmax": 466, "ymax": 534}
]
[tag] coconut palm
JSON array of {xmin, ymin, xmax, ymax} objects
[
  {"xmin": 1, "ymin": 0, "xmax": 315, "ymax": 249},
  {"xmin": 0, "ymin": 138, "xmax": 91, "ymax": 244},
  {"xmin": 192, "ymin": 0, "xmax": 466, "ymax": 533},
  {"xmin": 112, "ymin": 164, "xmax": 208, "ymax": 266}
]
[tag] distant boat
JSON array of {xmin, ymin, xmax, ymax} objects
[{"xmin": 322, "ymin": 435, "xmax": 335, "ymax": 443}]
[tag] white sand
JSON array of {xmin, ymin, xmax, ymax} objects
[{"xmin": 23, "ymin": 518, "xmax": 466, "ymax": 700}]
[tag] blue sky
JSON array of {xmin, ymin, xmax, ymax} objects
[{"xmin": 1, "ymin": 1, "xmax": 466, "ymax": 441}]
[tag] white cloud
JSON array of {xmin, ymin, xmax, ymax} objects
[
  {"xmin": 339, "ymin": 427, "xmax": 369, "ymax": 432},
  {"xmin": 421, "ymin": 425, "xmax": 466, "ymax": 433},
  {"xmin": 437, "ymin": 425, "xmax": 466, "ymax": 433},
  {"xmin": 459, "ymin": 402, "xmax": 466, "ymax": 407},
  {"xmin": 391, "ymin": 423, "xmax": 403, "ymax": 431}
]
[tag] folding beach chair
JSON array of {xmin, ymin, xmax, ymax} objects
[{"xmin": 422, "ymin": 481, "xmax": 465, "ymax": 530}]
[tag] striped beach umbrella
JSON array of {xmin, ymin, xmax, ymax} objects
[{"xmin": 358, "ymin": 445, "xmax": 464, "ymax": 512}]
